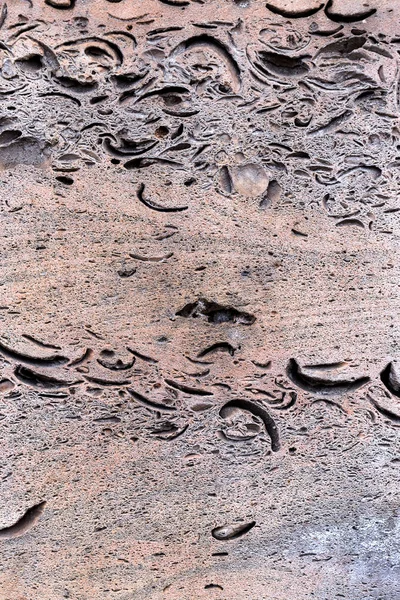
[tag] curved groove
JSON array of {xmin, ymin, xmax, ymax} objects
[
  {"xmin": 147, "ymin": 26, "xmax": 184, "ymax": 38},
  {"xmin": 286, "ymin": 358, "xmax": 370, "ymax": 396},
  {"xmin": 380, "ymin": 363, "xmax": 400, "ymax": 397},
  {"xmin": 129, "ymin": 252, "xmax": 174, "ymax": 262},
  {"xmin": 136, "ymin": 85, "xmax": 190, "ymax": 103},
  {"xmin": 14, "ymin": 366, "xmax": 82, "ymax": 389},
  {"xmin": 252, "ymin": 360, "xmax": 271, "ymax": 370},
  {"xmin": 255, "ymin": 51, "xmax": 310, "ymax": 78},
  {"xmin": 336, "ymin": 219, "xmax": 365, "ymax": 229},
  {"xmin": 0, "ymin": 85, "xmax": 28, "ymax": 96},
  {"xmin": 128, "ymin": 388, "xmax": 177, "ymax": 411},
  {"xmin": 21, "ymin": 335, "xmax": 61, "ymax": 350},
  {"xmin": 197, "ymin": 342, "xmax": 236, "ymax": 358},
  {"xmin": 312, "ymin": 398, "xmax": 347, "ymax": 413},
  {"xmin": 127, "ymin": 347, "xmax": 158, "ymax": 363},
  {"xmin": 308, "ymin": 110, "xmax": 353, "ymax": 137},
  {"xmin": 309, "ymin": 24, "xmax": 343, "ymax": 36},
  {"xmin": 39, "ymin": 92, "xmax": 81, "ymax": 107},
  {"xmin": 0, "ymin": 339, "xmax": 69, "ymax": 367},
  {"xmin": 183, "ymin": 368, "xmax": 210, "ymax": 377},
  {"xmin": 338, "ymin": 166, "xmax": 381, "ymax": 180},
  {"xmin": 84, "ymin": 375, "xmax": 130, "ymax": 387},
  {"xmin": 97, "ymin": 352, "xmax": 135, "ymax": 371},
  {"xmin": 266, "ymin": 1, "xmax": 324, "ymax": 18},
  {"xmin": 165, "ymin": 378, "xmax": 213, "ymax": 396},
  {"xmin": 170, "ymin": 34, "xmax": 241, "ymax": 91},
  {"xmin": 68, "ymin": 348, "xmax": 93, "ymax": 367},
  {"xmin": 0, "ymin": 3, "xmax": 7, "ymax": 30},
  {"xmin": 219, "ymin": 399, "xmax": 280, "ymax": 452},
  {"xmin": 53, "ymin": 76, "xmax": 98, "ymax": 94},
  {"xmin": 124, "ymin": 157, "xmax": 181, "ymax": 170},
  {"xmin": 218, "ymin": 429, "xmax": 257, "ymax": 442},
  {"xmin": 325, "ymin": 0, "xmax": 376, "ymax": 22},
  {"xmin": 185, "ymin": 356, "xmax": 213, "ymax": 366},
  {"xmin": 27, "ymin": 38, "xmax": 60, "ymax": 71},
  {"xmin": 0, "ymin": 501, "xmax": 46, "ymax": 539},
  {"xmin": 105, "ymin": 30, "xmax": 137, "ymax": 49},
  {"xmin": 269, "ymin": 391, "xmax": 297, "ymax": 410},
  {"xmin": 103, "ymin": 137, "xmax": 158, "ymax": 157},
  {"xmin": 136, "ymin": 183, "xmax": 188, "ymax": 212},
  {"xmin": 55, "ymin": 36, "xmax": 123, "ymax": 65},
  {"xmin": 150, "ymin": 423, "xmax": 189, "ymax": 440},
  {"xmin": 367, "ymin": 394, "xmax": 400, "ymax": 423},
  {"xmin": 158, "ymin": 0, "xmax": 189, "ymax": 5},
  {"xmin": 45, "ymin": 0, "xmax": 75, "ymax": 8},
  {"xmin": 212, "ymin": 520, "xmax": 255, "ymax": 541},
  {"xmin": 316, "ymin": 37, "xmax": 366, "ymax": 57},
  {"xmin": 162, "ymin": 108, "xmax": 199, "ymax": 118},
  {"xmin": 304, "ymin": 361, "xmax": 347, "ymax": 370}
]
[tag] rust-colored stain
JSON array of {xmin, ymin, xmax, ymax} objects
[{"xmin": 0, "ymin": 1, "xmax": 400, "ymax": 598}]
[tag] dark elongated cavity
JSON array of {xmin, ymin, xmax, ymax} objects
[
  {"xmin": 316, "ymin": 37, "xmax": 366, "ymax": 57},
  {"xmin": 128, "ymin": 388, "xmax": 177, "ymax": 411},
  {"xmin": 380, "ymin": 363, "xmax": 400, "ymax": 397},
  {"xmin": 0, "ymin": 501, "xmax": 46, "ymax": 540},
  {"xmin": 336, "ymin": 219, "xmax": 365, "ymax": 229},
  {"xmin": 14, "ymin": 365, "xmax": 82, "ymax": 389},
  {"xmin": 136, "ymin": 85, "xmax": 190, "ymax": 103},
  {"xmin": 165, "ymin": 378, "xmax": 213, "ymax": 396},
  {"xmin": 84, "ymin": 375, "xmax": 131, "ymax": 387},
  {"xmin": 219, "ymin": 399, "xmax": 280, "ymax": 451},
  {"xmin": 158, "ymin": 0, "xmax": 190, "ymax": 7},
  {"xmin": 325, "ymin": 0, "xmax": 376, "ymax": 22},
  {"xmin": 124, "ymin": 157, "xmax": 181, "ymax": 170},
  {"xmin": 266, "ymin": 1, "xmax": 324, "ymax": 18},
  {"xmin": 53, "ymin": 76, "xmax": 97, "ymax": 94},
  {"xmin": 286, "ymin": 359, "xmax": 370, "ymax": 396},
  {"xmin": 30, "ymin": 38, "xmax": 60, "ymax": 71},
  {"xmin": 197, "ymin": 342, "xmax": 236, "ymax": 358},
  {"xmin": 103, "ymin": 137, "xmax": 158, "ymax": 157},
  {"xmin": 309, "ymin": 24, "xmax": 343, "ymax": 36},
  {"xmin": 0, "ymin": 3, "xmax": 7, "ymax": 29},
  {"xmin": 176, "ymin": 298, "xmax": 255, "ymax": 325},
  {"xmin": 212, "ymin": 520, "xmax": 255, "ymax": 541},
  {"xmin": 46, "ymin": 0, "xmax": 75, "ymax": 8},
  {"xmin": 256, "ymin": 51, "xmax": 310, "ymax": 77},
  {"xmin": 136, "ymin": 183, "xmax": 188, "ymax": 212},
  {"xmin": 0, "ymin": 339, "xmax": 68, "ymax": 366},
  {"xmin": 39, "ymin": 91, "xmax": 81, "ymax": 107},
  {"xmin": 130, "ymin": 252, "xmax": 173, "ymax": 262},
  {"xmin": 150, "ymin": 422, "xmax": 188, "ymax": 440},
  {"xmin": 127, "ymin": 347, "xmax": 158, "ymax": 364},
  {"xmin": 304, "ymin": 361, "xmax": 347, "ymax": 370}
]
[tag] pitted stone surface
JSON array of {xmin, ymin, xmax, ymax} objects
[{"xmin": 1, "ymin": 1, "xmax": 400, "ymax": 599}]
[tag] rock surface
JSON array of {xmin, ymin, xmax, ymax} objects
[{"xmin": 1, "ymin": 1, "xmax": 400, "ymax": 598}]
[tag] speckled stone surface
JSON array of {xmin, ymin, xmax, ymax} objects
[{"xmin": 1, "ymin": 1, "xmax": 400, "ymax": 599}]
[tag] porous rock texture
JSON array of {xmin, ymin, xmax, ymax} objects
[{"xmin": 1, "ymin": 1, "xmax": 400, "ymax": 599}]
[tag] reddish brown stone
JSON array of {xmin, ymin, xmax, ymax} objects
[{"xmin": 0, "ymin": 1, "xmax": 400, "ymax": 598}]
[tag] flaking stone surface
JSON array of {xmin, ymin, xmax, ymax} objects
[{"xmin": 1, "ymin": 0, "xmax": 400, "ymax": 599}]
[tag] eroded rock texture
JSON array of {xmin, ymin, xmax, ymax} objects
[{"xmin": 1, "ymin": 1, "xmax": 400, "ymax": 598}]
